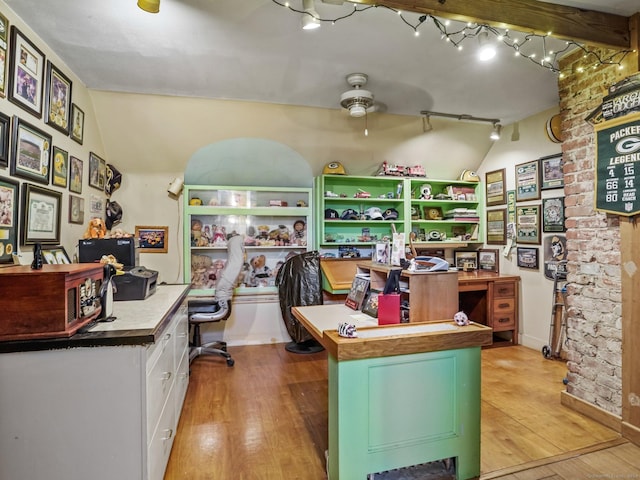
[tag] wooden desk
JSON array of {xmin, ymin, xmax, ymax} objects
[
  {"xmin": 292, "ymin": 304, "xmax": 492, "ymax": 480},
  {"xmin": 458, "ymin": 271, "xmax": 520, "ymax": 346}
]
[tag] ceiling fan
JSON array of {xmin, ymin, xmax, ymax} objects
[{"xmin": 340, "ymin": 73, "xmax": 378, "ymax": 117}]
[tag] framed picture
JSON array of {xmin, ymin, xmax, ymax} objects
[
  {"xmin": 453, "ymin": 250, "xmax": 478, "ymax": 270},
  {"xmin": 70, "ymin": 103, "xmax": 84, "ymax": 144},
  {"xmin": 89, "ymin": 193, "xmax": 103, "ymax": 215},
  {"xmin": 0, "ymin": 111, "xmax": 9, "ymax": 168},
  {"xmin": 7, "ymin": 26, "xmax": 45, "ymax": 118},
  {"xmin": 362, "ymin": 290, "xmax": 380, "ymax": 318},
  {"xmin": 21, "ymin": 183, "xmax": 61, "ymax": 245},
  {"xmin": 540, "ymin": 154, "xmax": 564, "ymax": 190},
  {"xmin": 516, "ymin": 204, "xmax": 541, "ymax": 244},
  {"xmin": 10, "ymin": 116, "xmax": 52, "ymax": 185},
  {"xmin": 44, "ymin": 61, "xmax": 72, "ymax": 134},
  {"xmin": 0, "ymin": 176, "xmax": 19, "ymax": 264},
  {"xmin": 0, "ymin": 12, "xmax": 8, "ymax": 98},
  {"xmin": 374, "ymin": 242, "xmax": 390, "ymax": 264},
  {"xmin": 485, "ymin": 168, "xmax": 506, "ymax": 206},
  {"xmin": 41, "ymin": 245, "xmax": 71, "ymax": 265},
  {"xmin": 88, "ymin": 152, "xmax": 106, "ymax": 190},
  {"xmin": 69, "ymin": 194, "xmax": 85, "ymax": 225},
  {"xmin": 51, "ymin": 146, "xmax": 69, "ymax": 188},
  {"xmin": 542, "ymin": 197, "xmax": 565, "ymax": 232},
  {"xmin": 69, "ymin": 156, "xmax": 83, "ymax": 193},
  {"xmin": 515, "ymin": 160, "xmax": 541, "ymax": 201},
  {"xmin": 136, "ymin": 225, "xmax": 168, "ymax": 253},
  {"xmin": 478, "ymin": 248, "xmax": 499, "ymax": 273},
  {"xmin": 344, "ymin": 274, "xmax": 370, "ymax": 310},
  {"xmin": 486, "ymin": 208, "xmax": 507, "ymax": 245},
  {"xmin": 517, "ymin": 247, "xmax": 539, "ymax": 269}
]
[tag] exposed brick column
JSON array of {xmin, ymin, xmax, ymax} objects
[{"xmin": 558, "ymin": 47, "xmax": 638, "ymax": 416}]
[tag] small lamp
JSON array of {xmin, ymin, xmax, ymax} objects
[
  {"xmin": 138, "ymin": 0, "xmax": 160, "ymax": 14},
  {"xmin": 168, "ymin": 177, "xmax": 184, "ymax": 197},
  {"xmin": 301, "ymin": 0, "xmax": 320, "ymax": 30},
  {"xmin": 490, "ymin": 123, "xmax": 502, "ymax": 140}
]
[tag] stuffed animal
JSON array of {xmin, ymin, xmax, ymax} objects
[
  {"xmin": 83, "ymin": 217, "xmax": 107, "ymax": 239},
  {"xmin": 191, "ymin": 219, "xmax": 203, "ymax": 246},
  {"xmin": 249, "ymin": 255, "xmax": 271, "ymax": 287}
]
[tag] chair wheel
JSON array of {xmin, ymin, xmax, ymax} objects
[
  {"xmin": 226, "ymin": 358, "xmax": 235, "ymax": 367},
  {"xmin": 542, "ymin": 345, "xmax": 552, "ymax": 359}
]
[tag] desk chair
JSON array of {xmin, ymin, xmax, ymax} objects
[
  {"xmin": 188, "ymin": 234, "xmax": 245, "ymax": 367},
  {"xmin": 188, "ymin": 298, "xmax": 234, "ymax": 367}
]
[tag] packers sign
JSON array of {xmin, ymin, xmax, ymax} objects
[{"xmin": 595, "ymin": 113, "xmax": 640, "ymax": 216}]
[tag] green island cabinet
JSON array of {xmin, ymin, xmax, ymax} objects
[
  {"xmin": 315, "ymin": 174, "xmax": 484, "ymax": 257},
  {"xmin": 183, "ymin": 185, "xmax": 313, "ymax": 296}
]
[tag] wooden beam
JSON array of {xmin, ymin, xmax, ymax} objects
[{"xmin": 351, "ymin": 0, "xmax": 631, "ymax": 49}]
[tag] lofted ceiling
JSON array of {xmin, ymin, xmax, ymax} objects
[{"xmin": 4, "ymin": 0, "xmax": 639, "ymax": 125}]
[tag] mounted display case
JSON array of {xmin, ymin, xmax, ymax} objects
[{"xmin": 183, "ymin": 185, "xmax": 313, "ymax": 296}]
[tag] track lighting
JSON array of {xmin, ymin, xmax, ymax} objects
[
  {"xmin": 137, "ymin": 0, "xmax": 160, "ymax": 13},
  {"xmin": 490, "ymin": 123, "xmax": 502, "ymax": 140},
  {"xmin": 477, "ymin": 30, "xmax": 496, "ymax": 61},
  {"xmin": 420, "ymin": 110, "xmax": 501, "ymax": 140},
  {"xmin": 301, "ymin": 0, "xmax": 320, "ymax": 30}
]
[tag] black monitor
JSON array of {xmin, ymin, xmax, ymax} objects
[{"xmin": 78, "ymin": 238, "xmax": 139, "ymax": 267}]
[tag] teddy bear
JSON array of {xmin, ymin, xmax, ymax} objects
[
  {"xmin": 249, "ymin": 255, "xmax": 271, "ymax": 287},
  {"xmin": 83, "ymin": 217, "xmax": 107, "ymax": 239}
]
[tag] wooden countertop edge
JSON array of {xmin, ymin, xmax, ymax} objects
[{"xmin": 323, "ymin": 324, "xmax": 493, "ymax": 360}]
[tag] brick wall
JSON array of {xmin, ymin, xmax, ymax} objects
[{"xmin": 558, "ymin": 48, "xmax": 637, "ymax": 416}]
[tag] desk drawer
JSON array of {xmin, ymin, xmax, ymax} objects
[
  {"xmin": 493, "ymin": 297, "xmax": 515, "ymax": 314},
  {"xmin": 494, "ymin": 282, "xmax": 516, "ymax": 298},
  {"xmin": 492, "ymin": 312, "xmax": 516, "ymax": 331}
]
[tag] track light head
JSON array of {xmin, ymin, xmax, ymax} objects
[
  {"xmin": 490, "ymin": 123, "xmax": 502, "ymax": 140},
  {"xmin": 301, "ymin": 0, "xmax": 320, "ymax": 30}
]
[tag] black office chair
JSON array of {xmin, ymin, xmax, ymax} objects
[{"xmin": 188, "ymin": 234, "xmax": 244, "ymax": 367}]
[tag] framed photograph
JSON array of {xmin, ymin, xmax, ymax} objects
[
  {"xmin": 89, "ymin": 193, "xmax": 103, "ymax": 215},
  {"xmin": 70, "ymin": 103, "xmax": 84, "ymax": 144},
  {"xmin": 44, "ymin": 61, "xmax": 72, "ymax": 134},
  {"xmin": 7, "ymin": 26, "xmax": 46, "ymax": 118},
  {"xmin": 478, "ymin": 248, "xmax": 499, "ymax": 273},
  {"xmin": 89, "ymin": 152, "xmax": 106, "ymax": 190},
  {"xmin": 361, "ymin": 290, "xmax": 380, "ymax": 318},
  {"xmin": 485, "ymin": 168, "xmax": 506, "ymax": 206},
  {"xmin": 41, "ymin": 245, "xmax": 71, "ymax": 265},
  {"xmin": 0, "ymin": 12, "xmax": 8, "ymax": 98},
  {"xmin": 136, "ymin": 225, "xmax": 168, "ymax": 253},
  {"xmin": 51, "ymin": 146, "xmax": 69, "ymax": 188},
  {"xmin": 69, "ymin": 194, "xmax": 85, "ymax": 225},
  {"xmin": 454, "ymin": 250, "xmax": 478, "ymax": 270},
  {"xmin": 21, "ymin": 183, "xmax": 61, "ymax": 245},
  {"xmin": 374, "ymin": 242, "xmax": 390, "ymax": 264},
  {"xmin": 516, "ymin": 204, "xmax": 541, "ymax": 244},
  {"xmin": 486, "ymin": 208, "xmax": 507, "ymax": 245},
  {"xmin": 517, "ymin": 247, "xmax": 539, "ymax": 269},
  {"xmin": 10, "ymin": 116, "xmax": 52, "ymax": 185},
  {"xmin": 540, "ymin": 154, "xmax": 564, "ymax": 190},
  {"xmin": 542, "ymin": 197, "xmax": 565, "ymax": 232},
  {"xmin": 344, "ymin": 274, "xmax": 370, "ymax": 310},
  {"xmin": 0, "ymin": 176, "xmax": 19, "ymax": 264},
  {"xmin": 69, "ymin": 156, "xmax": 83, "ymax": 193},
  {"xmin": 0, "ymin": 111, "xmax": 9, "ymax": 168},
  {"xmin": 515, "ymin": 160, "xmax": 541, "ymax": 201}
]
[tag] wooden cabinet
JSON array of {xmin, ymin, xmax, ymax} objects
[
  {"xmin": 183, "ymin": 185, "xmax": 313, "ymax": 295},
  {"xmin": 356, "ymin": 262, "xmax": 459, "ymax": 322},
  {"xmin": 458, "ymin": 272, "xmax": 520, "ymax": 345}
]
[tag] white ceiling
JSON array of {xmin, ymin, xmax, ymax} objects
[{"xmin": 4, "ymin": 0, "xmax": 638, "ymax": 124}]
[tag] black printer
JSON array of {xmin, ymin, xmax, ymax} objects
[{"xmin": 112, "ymin": 266, "xmax": 158, "ymax": 301}]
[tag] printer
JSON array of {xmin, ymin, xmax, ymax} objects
[{"xmin": 112, "ymin": 266, "xmax": 158, "ymax": 301}]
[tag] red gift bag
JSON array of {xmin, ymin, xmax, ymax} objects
[
  {"xmin": 377, "ymin": 293, "xmax": 401, "ymax": 325},
  {"xmin": 378, "ymin": 269, "xmax": 402, "ymax": 325}
]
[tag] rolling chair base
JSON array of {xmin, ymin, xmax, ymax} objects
[{"xmin": 189, "ymin": 342, "xmax": 235, "ymax": 367}]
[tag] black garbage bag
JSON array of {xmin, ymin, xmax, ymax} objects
[{"xmin": 275, "ymin": 251, "xmax": 324, "ymax": 354}]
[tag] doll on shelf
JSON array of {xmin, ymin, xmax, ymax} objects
[{"xmin": 292, "ymin": 219, "xmax": 307, "ymax": 246}]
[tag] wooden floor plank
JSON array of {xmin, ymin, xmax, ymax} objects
[{"xmin": 164, "ymin": 344, "xmax": 637, "ymax": 480}]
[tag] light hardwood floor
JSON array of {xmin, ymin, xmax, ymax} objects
[{"xmin": 165, "ymin": 344, "xmax": 640, "ymax": 479}]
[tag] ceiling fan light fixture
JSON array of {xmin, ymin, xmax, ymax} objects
[
  {"xmin": 137, "ymin": 0, "xmax": 160, "ymax": 13},
  {"xmin": 301, "ymin": 0, "xmax": 321, "ymax": 30},
  {"xmin": 349, "ymin": 103, "xmax": 367, "ymax": 117}
]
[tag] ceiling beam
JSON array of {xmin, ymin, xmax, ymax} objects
[{"xmin": 350, "ymin": 0, "xmax": 631, "ymax": 49}]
